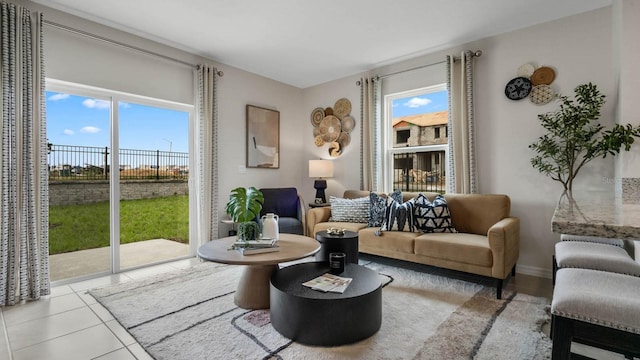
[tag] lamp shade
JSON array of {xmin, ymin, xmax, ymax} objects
[{"xmin": 309, "ymin": 160, "xmax": 334, "ymax": 178}]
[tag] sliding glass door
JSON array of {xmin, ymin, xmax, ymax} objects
[{"xmin": 46, "ymin": 80, "xmax": 194, "ymax": 283}]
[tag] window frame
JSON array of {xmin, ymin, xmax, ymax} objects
[{"xmin": 382, "ymin": 83, "xmax": 448, "ymax": 192}]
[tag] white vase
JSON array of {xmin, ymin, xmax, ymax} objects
[{"xmin": 261, "ymin": 213, "xmax": 279, "ymax": 240}]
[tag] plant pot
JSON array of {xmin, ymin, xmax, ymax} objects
[{"xmin": 237, "ymin": 221, "xmax": 260, "ymax": 241}]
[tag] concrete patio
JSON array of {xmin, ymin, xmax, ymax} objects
[{"xmin": 49, "ymin": 239, "xmax": 190, "ymax": 282}]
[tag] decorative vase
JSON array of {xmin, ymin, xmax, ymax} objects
[
  {"xmin": 237, "ymin": 221, "xmax": 260, "ymax": 241},
  {"xmin": 261, "ymin": 213, "xmax": 279, "ymax": 240}
]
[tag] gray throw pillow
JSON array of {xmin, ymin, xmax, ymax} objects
[
  {"xmin": 329, "ymin": 196, "xmax": 369, "ymax": 223},
  {"xmin": 414, "ymin": 194, "xmax": 457, "ymax": 233},
  {"xmin": 368, "ymin": 190, "xmax": 401, "ymax": 227}
]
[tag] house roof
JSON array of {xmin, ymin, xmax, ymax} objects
[{"xmin": 393, "ymin": 111, "xmax": 448, "ymax": 128}]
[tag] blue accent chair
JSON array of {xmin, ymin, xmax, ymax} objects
[{"xmin": 259, "ymin": 188, "xmax": 306, "ymax": 236}]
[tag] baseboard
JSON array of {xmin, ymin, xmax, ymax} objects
[{"xmin": 517, "ymin": 264, "xmax": 552, "ymax": 279}]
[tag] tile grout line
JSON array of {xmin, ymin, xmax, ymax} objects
[{"xmin": 0, "ymin": 309, "xmax": 14, "ymax": 360}]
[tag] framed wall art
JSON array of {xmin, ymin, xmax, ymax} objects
[{"xmin": 246, "ymin": 105, "xmax": 280, "ymax": 169}]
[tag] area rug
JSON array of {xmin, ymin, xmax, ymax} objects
[{"xmin": 89, "ymin": 260, "xmax": 552, "ymax": 360}]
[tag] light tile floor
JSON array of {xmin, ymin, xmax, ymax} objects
[{"xmin": 0, "ymin": 255, "xmax": 624, "ymax": 360}]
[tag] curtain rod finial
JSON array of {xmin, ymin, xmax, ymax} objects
[
  {"xmin": 474, "ymin": 50, "xmax": 482, "ymax": 57},
  {"xmin": 217, "ymin": 70, "xmax": 224, "ymax": 77}
]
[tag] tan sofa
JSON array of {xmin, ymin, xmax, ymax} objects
[{"xmin": 307, "ymin": 190, "xmax": 520, "ymax": 299}]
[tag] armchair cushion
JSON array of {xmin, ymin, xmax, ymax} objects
[{"xmin": 260, "ymin": 188, "xmax": 299, "ymax": 218}]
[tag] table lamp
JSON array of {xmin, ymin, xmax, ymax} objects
[{"xmin": 309, "ymin": 159, "xmax": 334, "ymax": 203}]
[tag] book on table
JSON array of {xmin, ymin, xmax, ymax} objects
[
  {"xmin": 302, "ymin": 273, "xmax": 352, "ymax": 293},
  {"xmin": 231, "ymin": 238, "xmax": 279, "ymax": 255},
  {"xmin": 236, "ymin": 245, "xmax": 280, "ymax": 255}
]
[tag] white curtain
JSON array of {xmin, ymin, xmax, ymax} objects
[
  {"xmin": 359, "ymin": 76, "xmax": 382, "ymax": 191},
  {"xmin": 0, "ymin": 2, "xmax": 50, "ymax": 306},
  {"xmin": 447, "ymin": 51, "xmax": 478, "ymax": 194},
  {"xmin": 194, "ymin": 65, "xmax": 219, "ymax": 246}
]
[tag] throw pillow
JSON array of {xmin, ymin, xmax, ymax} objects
[
  {"xmin": 380, "ymin": 198, "xmax": 415, "ymax": 232},
  {"xmin": 414, "ymin": 194, "xmax": 457, "ymax": 233},
  {"xmin": 368, "ymin": 190, "xmax": 402, "ymax": 227},
  {"xmin": 329, "ymin": 196, "xmax": 370, "ymax": 223}
]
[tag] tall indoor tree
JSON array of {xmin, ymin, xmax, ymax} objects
[{"xmin": 529, "ymin": 83, "xmax": 640, "ymax": 192}]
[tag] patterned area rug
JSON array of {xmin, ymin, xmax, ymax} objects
[{"xmin": 89, "ymin": 260, "xmax": 551, "ymax": 360}]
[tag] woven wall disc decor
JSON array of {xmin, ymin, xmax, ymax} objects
[
  {"xmin": 530, "ymin": 85, "xmax": 555, "ymax": 105},
  {"xmin": 310, "ymin": 107, "xmax": 325, "ymax": 127},
  {"xmin": 333, "ymin": 98, "xmax": 352, "ymax": 119},
  {"xmin": 310, "ymin": 97, "xmax": 356, "ymax": 157},
  {"xmin": 531, "ymin": 66, "xmax": 556, "ymax": 85},
  {"xmin": 319, "ymin": 115, "xmax": 341, "ymax": 142}
]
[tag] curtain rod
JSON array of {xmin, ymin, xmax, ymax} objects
[
  {"xmin": 43, "ymin": 20, "xmax": 224, "ymax": 77},
  {"xmin": 356, "ymin": 50, "xmax": 482, "ymax": 85}
]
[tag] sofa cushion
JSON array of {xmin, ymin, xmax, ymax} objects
[
  {"xmin": 414, "ymin": 194, "xmax": 457, "ymax": 233},
  {"xmin": 368, "ymin": 190, "xmax": 401, "ymax": 227},
  {"xmin": 381, "ymin": 199, "xmax": 415, "ymax": 232},
  {"xmin": 414, "ymin": 233, "xmax": 492, "ymax": 267},
  {"xmin": 444, "ymin": 194, "xmax": 510, "ymax": 236},
  {"xmin": 359, "ymin": 227, "xmax": 416, "ymax": 254},
  {"xmin": 329, "ymin": 196, "xmax": 369, "ymax": 223}
]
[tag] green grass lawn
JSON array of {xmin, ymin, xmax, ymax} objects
[{"xmin": 49, "ymin": 195, "xmax": 189, "ymax": 255}]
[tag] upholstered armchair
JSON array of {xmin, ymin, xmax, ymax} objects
[{"xmin": 259, "ymin": 188, "xmax": 306, "ymax": 236}]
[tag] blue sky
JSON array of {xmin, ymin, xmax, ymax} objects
[
  {"xmin": 392, "ymin": 90, "xmax": 448, "ymax": 118},
  {"xmin": 46, "ymin": 91, "xmax": 189, "ymax": 153}
]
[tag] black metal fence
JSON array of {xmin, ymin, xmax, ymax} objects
[
  {"xmin": 393, "ymin": 150, "xmax": 446, "ymax": 193},
  {"xmin": 47, "ymin": 144, "xmax": 189, "ymax": 181}
]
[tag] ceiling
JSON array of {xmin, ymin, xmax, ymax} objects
[{"xmin": 33, "ymin": 0, "xmax": 612, "ymax": 88}]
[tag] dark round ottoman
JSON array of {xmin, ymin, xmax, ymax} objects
[
  {"xmin": 315, "ymin": 230, "xmax": 359, "ymax": 264},
  {"xmin": 270, "ymin": 262, "xmax": 382, "ymax": 346}
]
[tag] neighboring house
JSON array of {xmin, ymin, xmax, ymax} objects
[{"xmin": 392, "ymin": 111, "xmax": 447, "ymax": 186}]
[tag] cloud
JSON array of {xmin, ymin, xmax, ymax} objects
[
  {"xmin": 82, "ymin": 99, "xmax": 110, "ymax": 109},
  {"xmin": 120, "ymin": 102, "xmax": 131, "ymax": 109},
  {"xmin": 48, "ymin": 93, "xmax": 70, "ymax": 101},
  {"xmin": 63, "ymin": 129, "xmax": 74, "ymax": 135},
  {"xmin": 404, "ymin": 97, "xmax": 432, "ymax": 108},
  {"xmin": 80, "ymin": 126, "xmax": 101, "ymax": 133}
]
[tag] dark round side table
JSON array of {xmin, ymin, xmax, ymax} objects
[
  {"xmin": 315, "ymin": 230, "xmax": 359, "ymax": 264},
  {"xmin": 270, "ymin": 262, "xmax": 382, "ymax": 346}
]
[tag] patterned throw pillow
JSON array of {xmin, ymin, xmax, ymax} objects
[
  {"xmin": 329, "ymin": 196, "xmax": 369, "ymax": 223},
  {"xmin": 380, "ymin": 198, "xmax": 415, "ymax": 232},
  {"xmin": 414, "ymin": 194, "xmax": 457, "ymax": 233},
  {"xmin": 368, "ymin": 190, "xmax": 402, "ymax": 227}
]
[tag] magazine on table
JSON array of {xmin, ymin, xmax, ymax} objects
[
  {"xmin": 302, "ymin": 273, "xmax": 352, "ymax": 293},
  {"xmin": 236, "ymin": 245, "xmax": 280, "ymax": 255}
]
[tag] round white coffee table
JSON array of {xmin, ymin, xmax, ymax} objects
[{"xmin": 197, "ymin": 234, "xmax": 320, "ymax": 309}]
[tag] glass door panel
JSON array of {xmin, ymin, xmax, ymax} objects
[
  {"xmin": 117, "ymin": 101, "xmax": 190, "ymax": 270},
  {"xmin": 47, "ymin": 91, "xmax": 112, "ymax": 281}
]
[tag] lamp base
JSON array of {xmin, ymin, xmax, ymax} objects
[{"xmin": 314, "ymin": 179, "xmax": 327, "ymax": 203}]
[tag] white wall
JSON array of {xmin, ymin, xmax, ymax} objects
[
  {"xmin": 304, "ymin": 7, "xmax": 614, "ymax": 277},
  {"xmin": 21, "ymin": 0, "xmax": 306, "ymax": 238}
]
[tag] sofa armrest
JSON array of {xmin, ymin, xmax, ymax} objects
[
  {"xmin": 487, "ymin": 217, "xmax": 520, "ymax": 279},
  {"xmin": 307, "ymin": 207, "xmax": 332, "ymax": 236}
]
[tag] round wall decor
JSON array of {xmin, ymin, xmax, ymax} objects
[
  {"xmin": 310, "ymin": 97, "xmax": 356, "ymax": 157},
  {"xmin": 517, "ymin": 63, "xmax": 535, "ymax": 77},
  {"xmin": 530, "ymin": 85, "xmax": 555, "ymax": 105},
  {"xmin": 504, "ymin": 77, "xmax": 532, "ymax": 100},
  {"xmin": 531, "ymin": 66, "xmax": 556, "ymax": 85}
]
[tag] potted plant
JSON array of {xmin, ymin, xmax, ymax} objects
[
  {"xmin": 225, "ymin": 187, "xmax": 264, "ymax": 241},
  {"xmin": 529, "ymin": 83, "xmax": 640, "ymax": 192}
]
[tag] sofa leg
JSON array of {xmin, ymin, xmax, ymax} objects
[
  {"xmin": 511, "ymin": 264, "xmax": 516, "ymax": 276},
  {"xmin": 496, "ymin": 279, "xmax": 503, "ymax": 300}
]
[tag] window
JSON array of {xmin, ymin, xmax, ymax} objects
[{"xmin": 384, "ymin": 84, "xmax": 448, "ymax": 193}]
